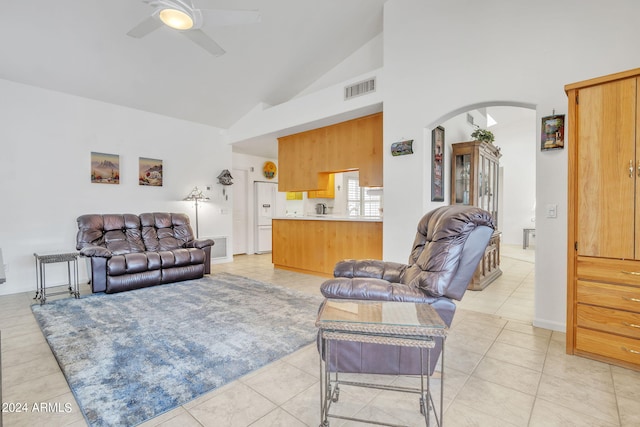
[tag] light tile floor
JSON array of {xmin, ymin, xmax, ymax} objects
[{"xmin": 1, "ymin": 245, "xmax": 639, "ymax": 426}]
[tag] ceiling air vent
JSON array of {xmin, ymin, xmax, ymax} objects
[{"xmin": 344, "ymin": 77, "xmax": 376, "ymax": 100}]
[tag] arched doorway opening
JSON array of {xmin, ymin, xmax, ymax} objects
[{"xmin": 428, "ymin": 101, "xmax": 537, "ymax": 322}]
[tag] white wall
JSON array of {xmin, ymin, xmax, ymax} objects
[
  {"xmin": 383, "ymin": 0, "xmax": 640, "ymax": 331},
  {"xmin": 295, "ymin": 34, "xmax": 383, "ymax": 99},
  {"xmin": 0, "ymin": 79, "xmax": 231, "ymax": 295},
  {"xmin": 226, "ymin": 68, "xmax": 383, "ymax": 145},
  {"xmin": 491, "ymin": 111, "xmax": 537, "ymax": 245}
]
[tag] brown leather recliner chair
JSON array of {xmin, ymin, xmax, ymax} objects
[{"xmin": 319, "ymin": 205, "xmax": 495, "ymax": 375}]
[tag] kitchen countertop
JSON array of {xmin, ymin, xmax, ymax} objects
[{"xmin": 274, "ymin": 215, "xmax": 382, "ymax": 222}]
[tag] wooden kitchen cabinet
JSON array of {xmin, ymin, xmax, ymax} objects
[
  {"xmin": 278, "ymin": 127, "xmax": 327, "ymax": 192},
  {"xmin": 286, "ymin": 192, "xmax": 303, "ymax": 200},
  {"xmin": 308, "ymin": 174, "xmax": 335, "ymax": 199},
  {"xmin": 566, "ymin": 67, "xmax": 640, "ymax": 370},
  {"xmin": 272, "ymin": 219, "xmax": 382, "ymax": 276},
  {"xmin": 277, "ymin": 112, "xmax": 382, "ymax": 191}
]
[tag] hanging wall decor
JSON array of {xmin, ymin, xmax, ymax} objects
[
  {"xmin": 431, "ymin": 126, "xmax": 445, "ymax": 201},
  {"xmin": 263, "ymin": 161, "xmax": 277, "ymax": 179},
  {"xmin": 139, "ymin": 157, "xmax": 163, "ymax": 186},
  {"xmin": 391, "ymin": 139, "xmax": 414, "ymax": 156},
  {"xmin": 217, "ymin": 169, "xmax": 234, "ymax": 185},
  {"xmin": 91, "ymin": 152, "xmax": 120, "ymax": 184},
  {"xmin": 541, "ymin": 114, "xmax": 565, "ymax": 150}
]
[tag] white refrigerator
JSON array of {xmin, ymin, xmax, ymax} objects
[{"xmin": 255, "ymin": 181, "xmax": 285, "ymax": 253}]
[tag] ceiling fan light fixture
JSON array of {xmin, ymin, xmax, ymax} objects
[{"xmin": 159, "ymin": 8, "xmax": 193, "ymax": 30}]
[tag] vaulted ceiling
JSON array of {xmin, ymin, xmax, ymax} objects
[{"xmin": 0, "ymin": 0, "xmax": 386, "ymax": 129}]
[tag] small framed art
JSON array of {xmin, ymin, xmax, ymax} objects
[
  {"xmin": 391, "ymin": 139, "xmax": 414, "ymax": 156},
  {"xmin": 139, "ymin": 157, "xmax": 163, "ymax": 186},
  {"xmin": 541, "ymin": 114, "xmax": 565, "ymax": 151},
  {"xmin": 431, "ymin": 126, "xmax": 445, "ymax": 201},
  {"xmin": 91, "ymin": 152, "xmax": 120, "ymax": 184}
]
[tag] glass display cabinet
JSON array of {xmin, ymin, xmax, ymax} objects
[{"xmin": 451, "ymin": 140, "xmax": 502, "ymax": 290}]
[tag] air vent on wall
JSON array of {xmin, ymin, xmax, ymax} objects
[
  {"xmin": 344, "ymin": 77, "xmax": 376, "ymax": 100},
  {"xmin": 202, "ymin": 236, "xmax": 229, "ymax": 262}
]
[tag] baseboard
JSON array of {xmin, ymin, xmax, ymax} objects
[{"xmin": 532, "ymin": 317, "xmax": 565, "ymax": 332}]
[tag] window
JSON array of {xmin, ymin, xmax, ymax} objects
[{"xmin": 347, "ymin": 178, "xmax": 382, "ymax": 217}]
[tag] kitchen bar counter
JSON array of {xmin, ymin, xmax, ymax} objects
[
  {"xmin": 275, "ymin": 215, "xmax": 382, "ymax": 222},
  {"xmin": 272, "ymin": 218, "xmax": 382, "ymax": 277}
]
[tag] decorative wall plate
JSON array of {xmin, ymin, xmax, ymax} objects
[{"xmin": 263, "ymin": 161, "xmax": 277, "ymax": 179}]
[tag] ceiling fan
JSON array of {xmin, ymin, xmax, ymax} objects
[{"xmin": 126, "ymin": 0, "xmax": 261, "ymax": 57}]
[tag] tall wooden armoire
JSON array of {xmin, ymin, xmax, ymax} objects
[
  {"xmin": 451, "ymin": 140, "xmax": 502, "ymax": 290},
  {"xmin": 566, "ymin": 68, "xmax": 640, "ymax": 370}
]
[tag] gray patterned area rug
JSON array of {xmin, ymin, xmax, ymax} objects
[{"xmin": 31, "ymin": 272, "xmax": 324, "ymax": 427}]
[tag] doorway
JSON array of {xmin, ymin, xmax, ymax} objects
[
  {"xmin": 433, "ymin": 104, "xmax": 537, "ymax": 322},
  {"xmin": 232, "ymin": 168, "xmax": 248, "ymax": 255}
]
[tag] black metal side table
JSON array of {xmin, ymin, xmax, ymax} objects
[{"xmin": 33, "ymin": 251, "xmax": 80, "ymax": 304}]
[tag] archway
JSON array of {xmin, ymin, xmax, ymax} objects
[
  {"xmin": 426, "ymin": 101, "xmax": 536, "ymax": 130},
  {"xmin": 428, "ymin": 101, "xmax": 537, "ymax": 322}
]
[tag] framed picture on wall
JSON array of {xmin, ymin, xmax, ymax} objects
[
  {"xmin": 541, "ymin": 114, "xmax": 565, "ymax": 150},
  {"xmin": 139, "ymin": 157, "xmax": 163, "ymax": 186},
  {"xmin": 91, "ymin": 152, "xmax": 120, "ymax": 184},
  {"xmin": 431, "ymin": 126, "xmax": 445, "ymax": 201}
]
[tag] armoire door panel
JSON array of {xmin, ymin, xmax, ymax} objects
[
  {"xmin": 576, "ymin": 78, "xmax": 636, "ymax": 259},
  {"xmin": 636, "ymin": 77, "xmax": 640, "ymax": 258}
]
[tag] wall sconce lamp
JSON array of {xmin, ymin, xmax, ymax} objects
[{"xmin": 183, "ymin": 186, "xmax": 209, "ymax": 238}]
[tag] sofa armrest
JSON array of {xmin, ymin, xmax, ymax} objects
[
  {"xmin": 79, "ymin": 245, "xmax": 112, "ymax": 258},
  {"xmin": 334, "ymin": 259, "xmax": 408, "ymax": 282},
  {"xmin": 321, "ymin": 277, "xmax": 436, "ymax": 303},
  {"xmin": 184, "ymin": 239, "xmax": 214, "ymax": 249}
]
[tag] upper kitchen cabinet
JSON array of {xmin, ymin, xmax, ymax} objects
[
  {"xmin": 308, "ymin": 173, "xmax": 335, "ymax": 199},
  {"xmin": 277, "ymin": 112, "xmax": 382, "ymax": 192}
]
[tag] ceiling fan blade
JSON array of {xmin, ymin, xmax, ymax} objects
[
  {"xmin": 182, "ymin": 29, "xmax": 225, "ymax": 56},
  {"xmin": 127, "ymin": 15, "xmax": 163, "ymax": 38},
  {"xmin": 199, "ymin": 9, "xmax": 261, "ymax": 27}
]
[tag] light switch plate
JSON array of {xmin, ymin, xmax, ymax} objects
[{"xmin": 546, "ymin": 204, "xmax": 558, "ymax": 218}]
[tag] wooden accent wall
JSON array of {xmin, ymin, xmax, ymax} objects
[{"xmin": 272, "ymin": 219, "xmax": 382, "ymax": 277}]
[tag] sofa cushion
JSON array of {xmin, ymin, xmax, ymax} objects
[
  {"xmin": 107, "ymin": 252, "xmax": 162, "ymax": 276},
  {"xmin": 158, "ymin": 248, "xmax": 205, "ymax": 268},
  {"xmin": 140, "ymin": 213, "xmax": 194, "ymax": 251},
  {"xmin": 77, "ymin": 214, "xmax": 146, "ymax": 255}
]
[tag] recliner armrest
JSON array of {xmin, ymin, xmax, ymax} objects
[
  {"xmin": 334, "ymin": 259, "xmax": 407, "ymax": 282},
  {"xmin": 321, "ymin": 277, "xmax": 437, "ymax": 303},
  {"xmin": 184, "ymin": 239, "xmax": 214, "ymax": 249},
  {"xmin": 80, "ymin": 245, "xmax": 112, "ymax": 258}
]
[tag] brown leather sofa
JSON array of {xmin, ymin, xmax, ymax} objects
[
  {"xmin": 319, "ymin": 205, "xmax": 495, "ymax": 375},
  {"xmin": 76, "ymin": 212, "xmax": 214, "ymax": 294}
]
